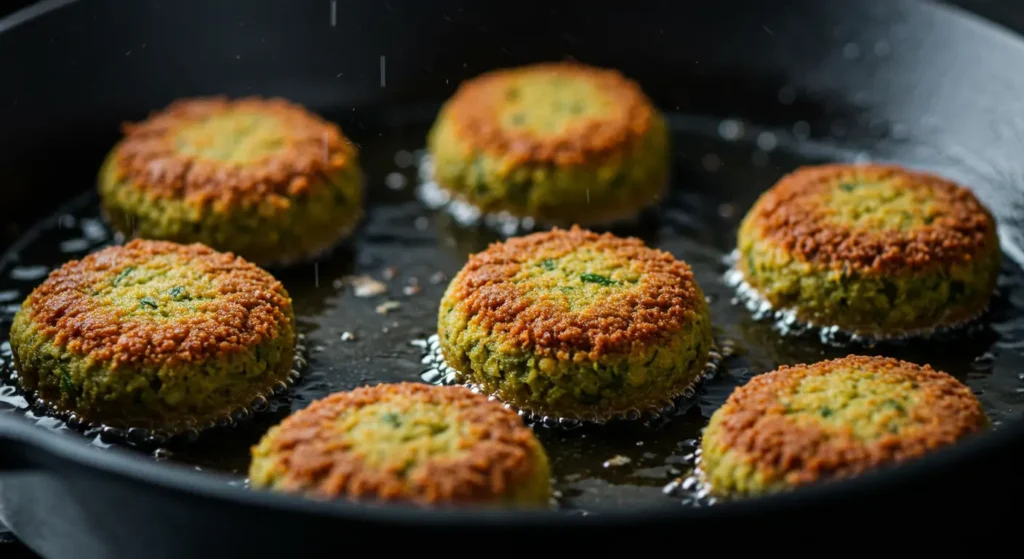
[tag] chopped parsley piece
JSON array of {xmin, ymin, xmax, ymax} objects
[
  {"xmin": 139, "ymin": 297, "xmax": 159, "ymax": 310},
  {"xmin": 884, "ymin": 399, "xmax": 905, "ymax": 414},
  {"xmin": 540, "ymin": 259, "xmax": 556, "ymax": 271},
  {"xmin": 581, "ymin": 273, "xmax": 615, "ymax": 286},
  {"xmin": 112, "ymin": 267, "xmax": 135, "ymax": 286},
  {"xmin": 381, "ymin": 412, "xmax": 402, "ymax": 428},
  {"xmin": 60, "ymin": 371, "xmax": 75, "ymax": 395},
  {"xmin": 169, "ymin": 286, "xmax": 187, "ymax": 301}
]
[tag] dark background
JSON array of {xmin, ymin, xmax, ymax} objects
[{"xmin": 0, "ymin": 0, "xmax": 1021, "ymax": 556}]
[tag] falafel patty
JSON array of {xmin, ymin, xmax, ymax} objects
[
  {"xmin": 249, "ymin": 382, "xmax": 551, "ymax": 507},
  {"xmin": 8, "ymin": 239, "xmax": 296, "ymax": 434},
  {"xmin": 98, "ymin": 96, "xmax": 364, "ymax": 267},
  {"xmin": 700, "ymin": 355, "xmax": 989, "ymax": 498},
  {"xmin": 736, "ymin": 163, "xmax": 1001, "ymax": 338},
  {"xmin": 426, "ymin": 62, "xmax": 669, "ymax": 226},
  {"xmin": 438, "ymin": 225, "xmax": 712, "ymax": 422}
]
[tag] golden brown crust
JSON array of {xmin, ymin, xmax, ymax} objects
[
  {"xmin": 110, "ymin": 96, "xmax": 357, "ymax": 206},
  {"xmin": 710, "ymin": 355, "xmax": 987, "ymax": 487},
  {"xmin": 258, "ymin": 382, "xmax": 542, "ymax": 504},
  {"xmin": 447, "ymin": 225, "xmax": 705, "ymax": 357},
  {"xmin": 744, "ymin": 164, "xmax": 997, "ymax": 274},
  {"xmin": 20, "ymin": 239, "xmax": 293, "ymax": 366},
  {"xmin": 440, "ymin": 62, "xmax": 656, "ymax": 166}
]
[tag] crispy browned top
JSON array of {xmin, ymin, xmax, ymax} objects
[
  {"xmin": 256, "ymin": 382, "xmax": 544, "ymax": 504},
  {"xmin": 439, "ymin": 62, "xmax": 657, "ymax": 166},
  {"xmin": 443, "ymin": 226, "xmax": 706, "ymax": 358},
  {"xmin": 109, "ymin": 96, "xmax": 358, "ymax": 206},
  {"xmin": 708, "ymin": 355, "xmax": 987, "ymax": 487},
  {"xmin": 19, "ymin": 239, "xmax": 293, "ymax": 367},
  {"xmin": 742, "ymin": 164, "xmax": 998, "ymax": 274}
]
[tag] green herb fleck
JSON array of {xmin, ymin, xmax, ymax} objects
[
  {"xmin": 884, "ymin": 399, "xmax": 905, "ymax": 414},
  {"xmin": 60, "ymin": 371, "xmax": 75, "ymax": 396},
  {"xmin": 581, "ymin": 273, "xmax": 616, "ymax": 286},
  {"xmin": 540, "ymin": 259, "xmax": 556, "ymax": 271},
  {"xmin": 839, "ymin": 182, "xmax": 858, "ymax": 192},
  {"xmin": 139, "ymin": 297, "xmax": 158, "ymax": 310},
  {"xmin": 169, "ymin": 286, "xmax": 187, "ymax": 301},
  {"xmin": 112, "ymin": 267, "xmax": 135, "ymax": 286},
  {"xmin": 381, "ymin": 412, "xmax": 402, "ymax": 428},
  {"xmin": 820, "ymin": 406, "xmax": 833, "ymax": 418},
  {"xmin": 644, "ymin": 349, "xmax": 660, "ymax": 366}
]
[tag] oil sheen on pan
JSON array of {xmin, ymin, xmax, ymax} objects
[{"xmin": 0, "ymin": 111, "xmax": 1021, "ymax": 512}]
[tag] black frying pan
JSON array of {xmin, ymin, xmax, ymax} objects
[{"xmin": 2, "ymin": 0, "xmax": 1024, "ymax": 557}]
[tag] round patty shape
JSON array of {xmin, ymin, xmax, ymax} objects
[
  {"xmin": 700, "ymin": 355, "xmax": 989, "ymax": 498},
  {"xmin": 438, "ymin": 225, "xmax": 713, "ymax": 422},
  {"xmin": 98, "ymin": 96, "xmax": 364, "ymax": 268},
  {"xmin": 427, "ymin": 62, "xmax": 669, "ymax": 226},
  {"xmin": 249, "ymin": 382, "xmax": 551, "ymax": 507},
  {"xmin": 8, "ymin": 239, "xmax": 296, "ymax": 434},
  {"xmin": 736, "ymin": 163, "xmax": 1001, "ymax": 338}
]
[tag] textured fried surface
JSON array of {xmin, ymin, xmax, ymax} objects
[
  {"xmin": 109, "ymin": 96, "xmax": 358, "ymax": 207},
  {"xmin": 426, "ymin": 62, "xmax": 669, "ymax": 226},
  {"xmin": 741, "ymin": 164, "xmax": 997, "ymax": 275},
  {"xmin": 735, "ymin": 163, "xmax": 1001, "ymax": 336},
  {"xmin": 442, "ymin": 225, "xmax": 705, "ymax": 358},
  {"xmin": 249, "ymin": 382, "xmax": 551, "ymax": 506},
  {"xmin": 16, "ymin": 239, "xmax": 292, "ymax": 366},
  {"xmin": 438, "ymin": 226, "xmax": 712, "ymax": 421},
  {"xmin": 701, "ymin": 355, "xmax": 989, "ymax": 497},
  {"xmin": 435, "ymin": 62, "xmax": 657, "ymax": 166},
  {"xmin": 8, "ymin": 239, "xmax": 296, "ymax": 432}
]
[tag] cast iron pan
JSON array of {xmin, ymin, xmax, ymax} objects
[{"xmin": 2, "ymin": 0, "xmax": 1024, "ymax": 557}]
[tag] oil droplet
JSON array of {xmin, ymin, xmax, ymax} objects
[
  {"xmin": 414, "ymin": 154, "xmax": 647, "ymax": 237},
  {"xmin": 9, "ymin": 266, "xmax": 49, "ymax": 281},
  {"xmin": 80, "ymin": 218, "xmax": 108, "ymax": 241},
  {"xmin": 724, "ymin": 252, "xmax": 988, "ymax": 346},
  {"xmin": 971, "ymin": 352, "xmax": 996, "ymax": 371},
  {"xmin": 59, "ymin": 238, "xmax": 90, "ymax": 253},
  {"xmin": 394, "ymin": 150, "xmax": 414, "ymax": 168},
  {"xmin": 384, "ymin": 172, "xmax": 407, "ymax": 190}
]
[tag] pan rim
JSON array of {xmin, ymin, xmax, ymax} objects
[
  {"xmin": 1, "ymin": 0, "xmax": 1023, "ymax": 524},
  {"xmin": 0, "ymin": 405, "xmax": 1019, "ymax": 523}
]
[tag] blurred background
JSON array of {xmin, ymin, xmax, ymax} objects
[
  {"xmin": 4, "ymin": 0, "xmax": 1023, "ymax": 35},
  {"xmin": 3, "ymin": 0, "xmax": 1024, "ymax": 29}
]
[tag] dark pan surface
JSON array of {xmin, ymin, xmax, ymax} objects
[
  {"xmin": 6, "ymin": 2, "xmax": 1024, "ymax": 556},
  {"xmin": 0, "ymin": 109, "xmax": 1021, "ymax": 512}
]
